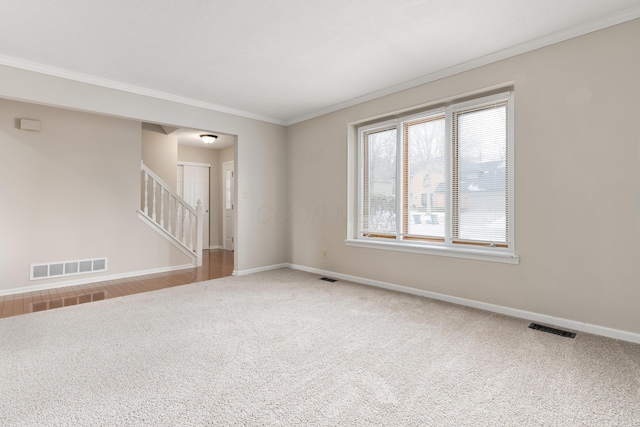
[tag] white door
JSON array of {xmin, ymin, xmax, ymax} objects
[
  {"xmin": 222, "ymin": 161, "xmax": 235, "ymax": 251},
  {"xmin": 178, "ymin": 164, "xmax": 210, "ymax": 250}
]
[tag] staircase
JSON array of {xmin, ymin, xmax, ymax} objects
[{"xmin": 138, "ymin": 161, "xmax": 203, "ymax": 266}]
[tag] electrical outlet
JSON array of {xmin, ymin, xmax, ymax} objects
[{"xmin": 322, "ymin": 249, "xmax": 327, "ymax": 258}]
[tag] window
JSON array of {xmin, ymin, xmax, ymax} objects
[
  {"xmin": 350, "ymin": 91, "xmax": 517, "ymax": 263},
  {"xmin": 225, "ymin": 170, "xmax": 233, "ymax": 210}
]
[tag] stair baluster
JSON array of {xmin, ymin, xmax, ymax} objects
[{"xmin": 138, "ymin": 161, "xmax": 203, "ymax": 266}]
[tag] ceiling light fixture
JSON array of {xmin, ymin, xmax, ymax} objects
[{"xmin": 200, "ymin": 134, "xmax": 217, "ymax": 144}]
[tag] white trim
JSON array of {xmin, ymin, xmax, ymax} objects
[
  {"xmin": 285, "ymin": 6, "xmax": 640, "ymax": 125},
  {"xmin": 449, "ymin": 90, "xmax": 511, "ymax": 111},
  {"xmin": 0, "ymin": 264, "xmax": 193, "ymax": 297},
  {"xmin": 208, "ymin": 245, "xmax": 223, "ymax": 250},
  {"xmin": 222, "ymin": 160, "xmax": 235, "ymax": 251},
  {"xmin": 177, "ymin": 161, "xmax": 211, "ymax": 168},
  {"xmin": 0, "ymin": 54, "xmax": 286, "ymax": 126},
  {"xmin": 137, "ymin": 210, "xmax": 198, "ymax": 264},
  {"xmin": 345, "ymin": 238, "xmax": 519, "ymax": 264},
  {"xmin": 346, "ymin": 126, "xmax": 358, "ymax": 241},
  {"xmin": 285, "ymin": 264, "xmax": 640, "ymax": 345},
  {"xmin": 507, "ymin": 92, "xmax": 516, "ymax": 254},
  {"xmin": 232, "ymin": 263, "xmax": 289, "ymax": 277}
]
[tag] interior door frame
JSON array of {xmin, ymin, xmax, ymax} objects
[
  {"xmin": 177, "ymin": 161, "xmax": 211, "ymax": 250},
  {"xmin": 222, "ymin": 160, "xmax": 235, "ymax": 251}
]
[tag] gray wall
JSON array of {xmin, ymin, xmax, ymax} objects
[
  {"xmin": 2, "ymin": 18, "xmax": 638, "ymax": 337},
  {"xmin": 142, "ymin": 124, "xmax": 178, "ymax": 191},
  {"xmin": 0, "ymin": 99, "xmax": 191, "ymax": 291},
  {"xmin": 0, "ymin": 65, "xmax": 286, "ymax": 282},
  {"xmin": 286, "ymin": 19, "xmax": 640, "ymax": 335}
]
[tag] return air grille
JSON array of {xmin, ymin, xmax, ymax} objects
[
  {"xmin": 30, "ymin": 258, "xmax": 108, "ymax": 280},
  {"xmin": 528, "ymin": 323, "xmax": 576, "ymax": 338}
]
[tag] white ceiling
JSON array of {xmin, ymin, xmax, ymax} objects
[{"xmin": 1, "ymin": 1, "xmax": 639, "ymax": 126}]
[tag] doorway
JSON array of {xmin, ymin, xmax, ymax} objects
[{"xmin": 177, "ymin": 163, "xmax": 210, "ymax": 250}]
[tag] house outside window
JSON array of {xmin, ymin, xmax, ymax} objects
[{"xmin": 349, "ymin": 91, "xmax": 518, "ymax": 264}]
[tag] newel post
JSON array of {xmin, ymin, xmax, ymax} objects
[{"xmin": 195, "ymin": 200, "xmax": 203, "ymax": 267}]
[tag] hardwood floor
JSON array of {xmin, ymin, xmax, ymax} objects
[{"xmin": 0, "ymin": 249, "xmax": 234, "ymax": 319}]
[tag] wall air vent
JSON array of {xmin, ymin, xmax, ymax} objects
[
  {"xmin": 528, "ymin": 323, "xmax": 576, "ymax": 339},
  {"xmin": 30, "ymin": 258, "xmax": 108, "ymax": 281}
]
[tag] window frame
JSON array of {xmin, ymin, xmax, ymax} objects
[{"xmin": 347, "ymin": 91, "xmax": 519, "ymax": 264}]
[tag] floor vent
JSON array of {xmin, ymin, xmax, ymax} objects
[
  {"xmin": 30, "ymin": 258, "xmax": 108, "ymax": 280},
  {"xmin": 320, "ymin": 277, "xmax": 338, "ymax": 283},
  {"xmin": 529, "ymin": 323, "xmax": 576, "ymax": 338}
]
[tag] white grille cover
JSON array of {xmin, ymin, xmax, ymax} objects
[{"xmin": 30, "ymin": 258, "xmax": 108, "ymax": 280}]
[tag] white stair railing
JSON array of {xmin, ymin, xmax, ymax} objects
[{"xmin": 138, "ymin": 161, "xmax": 203, "ymax": 266}]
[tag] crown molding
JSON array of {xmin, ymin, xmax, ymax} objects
[
  {"xmin": 285, "ymin": 6, "xmax": 640, "ymax": 125},
  {"xmin": 1, "ymin": 5, "xmax": 639, "ymax": 128},
  {"xmin": 0, "ymin": 54, "xmax": 286, "ymax": 126}
]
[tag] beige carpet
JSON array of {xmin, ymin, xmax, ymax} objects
[{"xmin": 1, "ymin": 268, "xmax": 639, "ymax": 426}]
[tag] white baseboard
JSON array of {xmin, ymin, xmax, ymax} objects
[
  {"xmin": 208, "ymin": 245, "xmax": 223, "ymax": 250},
  {"xmin": 0, "ymin": 264, "xmax": 193, "ymax": 297},
  {"xmin": 286, "ymin": 263, "xmax": 640, "ymax": 345},
  {"xmin": 233, "ymin": 263, "xmax": 289, "ymax": 277}
]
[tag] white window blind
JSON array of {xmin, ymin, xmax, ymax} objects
[
  {"xmin": 453, "ymin": 101, "xmax": 509, "ymax": 247},
  {"xmin": 356, "ymin": 91, "xmax": 514, "ymax": 257},
  {"xmin": 362, "ymin": 126, "xmax": 397, "ymax": 236}
]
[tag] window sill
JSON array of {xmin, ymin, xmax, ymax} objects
[{"xmin": 344, "ymin": 238, "xmax": 520, "ymax": 264}]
